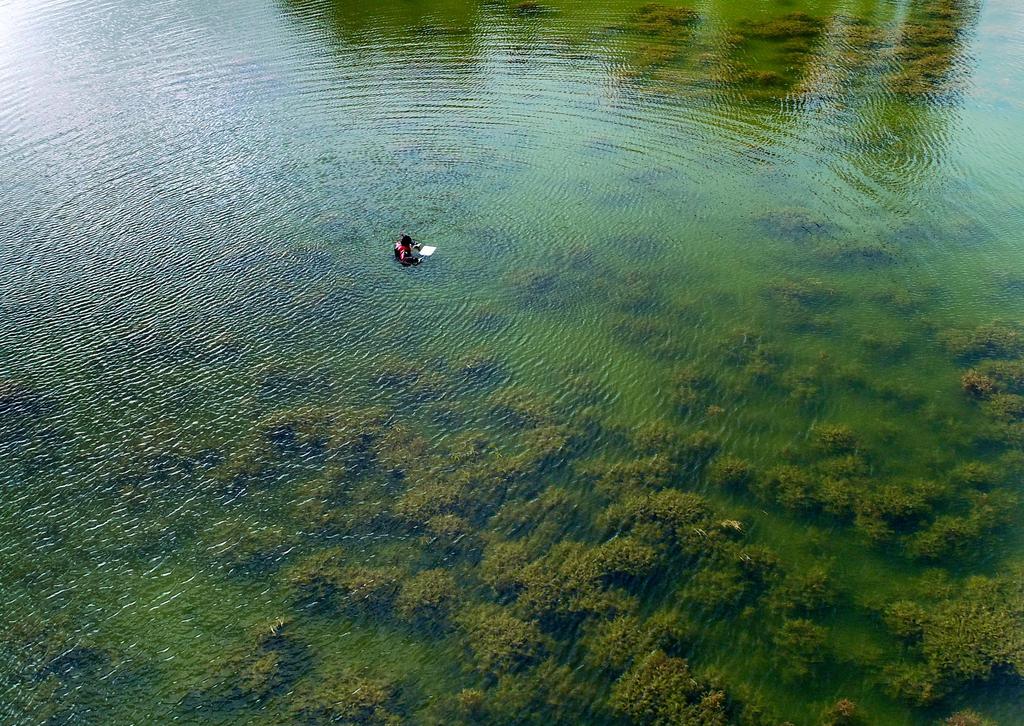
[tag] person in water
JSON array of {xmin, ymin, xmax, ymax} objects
[{"xmin": 394, "ymin": 234, "xmax": 422, "ymax": 266}]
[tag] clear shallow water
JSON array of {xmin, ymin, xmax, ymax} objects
[{"xmin": 2, "ymin": 0, "xmax": 1024, "ymax": 723}]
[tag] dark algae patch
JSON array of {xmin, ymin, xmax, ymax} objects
[{"xmin": 1, "ymin": 0, "xmax": 1022, "ymax": 724}]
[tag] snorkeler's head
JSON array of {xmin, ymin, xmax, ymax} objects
[{"xmin": 400, "ymin": 234, "xmax": 413, "ymax": 245}]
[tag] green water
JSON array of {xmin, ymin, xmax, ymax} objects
[{"xmin": 2, "ymin": 0, "xmax": 1023, "ymax": 723}]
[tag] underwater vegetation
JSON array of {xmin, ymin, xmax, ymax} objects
[
  {"xmin": 11, "ymin": 284, "xmax": 1021, "ymax": 726},
  {"xmin": 0, "ymin": 615, "xmax": 121, "ymax": 722},
  {"xmin": 756, "ymin": 207, "xmax": 836, "ymax": 245},
  {"xmin": 609, "ymin": 650, "xmax": 731, "ymax": 725},
  {"xmin": 10, "ymin": 300, "xmax": 1022, "ymax": 726},
  {"xmin": 6, "ymin": 76, "xmax": 1016, "ymax": 721},
  {"xmin": 509, "ymin": 1, "xmax": 552, "ymax": 18},
  {"xmin": 2, "ymin": 0, "xmax": 1018, "ymax": 722},
  {"xmin": 877, "ymin": 569, "xmax": 1024, "ymax": 706},
  {"xmin": 889, "ymin": 0, "xmax": 979, "ymax": 97},
  {"xmin": 611, "ymin": 0, "xmax": 980, "ymax": 105},
  {"xmin": 610, "ymin": 3, "xmax": 704, "ymax": 77}
]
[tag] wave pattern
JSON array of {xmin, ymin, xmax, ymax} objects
[{"xmin": 2, "ymin": 0, "xmax": 1024, "ymax": 723}]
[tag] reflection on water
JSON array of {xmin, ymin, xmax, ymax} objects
[{"xmin": 1, "ymin": 0, "xmax": 1023, "ymax": 723}]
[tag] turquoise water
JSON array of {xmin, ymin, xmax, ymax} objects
[{"xmin": 2, "ymin": 0, "xmax": 1023, "ymax": 723}]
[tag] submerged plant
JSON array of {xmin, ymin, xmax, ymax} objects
[
  {"xmin": 821, "ymin": 698, "xmax": 862, "ymax": 726},
  {"xmin": 510, "ymin": 1, "xmax": 550, "ymax": 17},
  {"xmin": 583, "ymin": 612, "xmax": 691, "ymax": 673},
  {"xmin": 707, "ymin": 455, "xmax": 753, "ymax": 489},
  {"xmin": 880, "ymin": 570, "xmax": 1024, "ymax": 705},
  {"xmin": 943, "ymin": 321, "xmax": 1024, "ymax": 362},
  {"xmin": 634, "ymin": 4, "xmax": 700, "ymax": 36},
  {"xmin": 507, "ymin": 539, "xmax": 650, "ymax": 627},
  {"xmin": 961, "ymin": 369, "xmax": 996, "ymax": 398},
  {"xmin": 205, "ymin": 519, "xmax": 296, "ymax": 576},
  {"xmin": 773, "ymin": 618, "xmax": 828, "ymax": 679},
  {"xmin": 739, "ymin": 12, "xmax": 824, "ymax": 41},
  {"xmin": 600, "ymin": 489, "xmax": 716, "ymax": 555},
  {"xmin": 288, "ymin": 667, "xmax": 404, "ymax": 724},
  {"xmin": 812, "ymin": 424, "xmax": 860, "ymax": 454},
  {"xmin": 770, "ymin": 566, "xmax": 836, "ymax": 615},
  {"xmin": 755, "ymin": 207, "xmax": 834, "ymax": 244},
  {"xmin": 943, "ymin": 710, "xmax": 997, "ymax": 726},
  {"xmin": 609, "ymin": 650, "xmax": 730, "ymax": 725},
  {"xmin": 580, "ymin": 455, "xmax": 675, "ymax": 498},
  {"xmin": 395, "ymin": 568, "xmax": 459, "ymax": 627},
  {"xmin": 458, "ymin": 604, "xmax": 547, "ymax": 678}
]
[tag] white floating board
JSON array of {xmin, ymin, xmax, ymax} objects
[{"xmin": 419, "ymin": 246, "xmax": 437, "ymax": 257}]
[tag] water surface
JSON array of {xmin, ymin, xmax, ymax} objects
[{"xmin": 2, "ymin": 0, "xmax": 1024, "ymax": 723}]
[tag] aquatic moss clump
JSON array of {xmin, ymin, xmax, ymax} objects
[
  {"xmin": 685, "ymin": 566, "xmax": 750, "ymax": 612},
  {"xmin": 854, "ymin": 480, "xmax": 947, "ymax": 542},
  {"xmin": 613, "ymin": 5, "xmax": 703, "ymax": 83},
  {"xmin": 1, "ymin": 615, "xmax": 118, "ymax": 721},
  {"xmin": 883, "ymin": 600, "xmax": 929, "ymax": 642},
  {"xmin": 821, "ymin": 698, "xmax": 862, "ymax": 726},
  {"xmin": 719, "ymin": 330, "xmax": 786, "ymax": 382},
  {"xmin": 739, "ymin": 12, "xmax": 824, "ymax": 41},
  {"xmin": 580, "ymin": 455, "xmax": 675, "ymax": 497},
  {"xmin": 669, "ymin": 365, "xmax": 714, "ymax": 413},
  {"xmin": 948, "ymin": 460, "xmax": 999, "ymax": 489},
  {"xmin": 583, "ymin": 612, "xmax": 691, "ymax": 672},
  {"xmin": 454, "ymin": 349, "xmax": 507, "ymax": 385},
  {"xmin": 681, "ymin": 542, "xmax": 788, "ymax": 614},
  {"xmin": 889, "ymin": 0, "xmax": 979, "ymax": 97},
  {"xmin": 611, "ymin": 315, "xmax": 686, "ymax": 360},
  {"xmin": 512, "ymin": 423, "xmax": 577, "ymax": 474},
  {"xmin": 960, "ymin": 369, "xmax": 996, "ymax": 398},
  {"xmin": 481, "ymin": 539, "xmax": 533, "ymax": 596},
  {"xmin": 982, "ymin": 392, "xmax": 1024, "ymax": 422},
  {"xmin": 768, "ymin": 278, "xmax": 838, "ymax": 307},
  {"xmin": 814, "ymin": 241, "xmax": 898, "ymax": 268},
  {"xmin": 769, "ymin": 566, "xmax": 836, "ymax": 615},
  {"xmin": 731, "ymin": 69, "xmax": 787, "ymax": 89},
  {"xmin": 880, "ymin": 570, "xmax": 1024, "ymax": 705},
  {"xmin": 609, "ymin": 650, "xmax": 730, "ymax": 725},
  {"xmin": 205, "ymin": 519, "xmax": 296, "ymax": 576},
  {"xmin": 859, "ymin": 332, "xmax": 911, "ymax": 361},
  {"xmin": 395, "ymin": 568, "xmax": 459, "ymax": 627},
  {"xmin": 208, "ymin": 447, "xmax": 276, "ymax": 494},
  {"xmin": 286, "ymin": 546, "xmax": 347, "ymax": 607},
  {"xmin": 458, "ymin": 604, "xmax": 547, "ymax": 677},
  {"xmin": 286, "ymin": 549, "xmax": 405, "ymax": 616},
  {"xmin": 288, "ymin": 667, "xmax": 404, "ymax": 724},
  {"xmin": 634, "ymin": 4, "xmax": 700, "ymax": 36},
  {"xmin": 184, "ymin": 617, "xmax": 311, "ymax": 710},
  {"xmin": 488, "ymin": 486, "xmax": 584, "ymax": 542},
  {"xmin": 755, "ymin": 207, "xmax": 835, "ymax": 244},
  {"xmin": 488, "ymin": 386, "xmax": 558, "ymax": 429},
  {"xmin": 773, "ymin": 617, "xmax": 829, "ymax": 679},
  {"xmin": 260, "ymin": 406, "xmax": 335, "ymax": 455},
  {"xmin": 600, "ymin": 489, "xmax": 716, "ymax": 555},
  {"xmin": 757, "ymin": 465, "xmax": 817, "ymax": 511},
  {"xmin": 506, "ymin": 539, "xmax": 653, "ymax": 626},
  {"xmin": 509, "ymin": 1, "xmax": 551, "ymax": 17},
  {"xmin": 943, "ymin": 710, "xmax": 997, "ymax": 726},
  {"xmin": 905, "ymin": 490, "xmax": 1018, "ymax": 561},
  {"xmin": 708, "ymin": 455, "xmax": 753, "ymax": 489},
  {"xmin": 766, "ymin": 279, "xmax": 838, "ymax": 331},
  {"xmin": 942, "ymin": 321, "xmax": 1024, "ymax": 362},
  {"xmin": 812, "ymin": 424, "xmax": 860, "ymax": 454},
  {"xmin": 333, "ymin": 565, "xmax": 405, "ymax": 616},
  {"xmin": 0, "ymin": 379, "xmax": 45, "ymax": 416},
  {"xmin": 977, "ymin": 358, "xmax": 1024, "ymax": 393}
]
